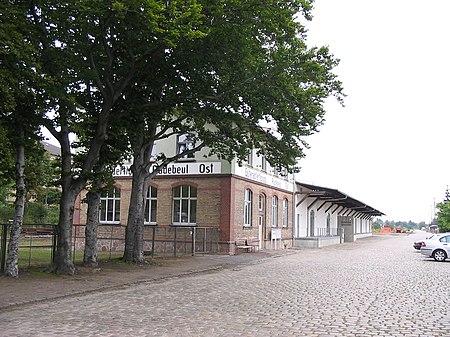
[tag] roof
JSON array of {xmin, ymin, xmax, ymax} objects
[
  {"xmin": 296, "ymin": 182, "xmax": 385, "ymax": 217},
  {"xmin": 42, "ymin": 142, "xmax": 61, "ymax": 157}
]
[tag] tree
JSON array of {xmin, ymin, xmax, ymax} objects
[
  {"xmin": 0, "ymin": 0, "xmax": 49, "ymax": 277},
  {"xmin": 30, "ymin": 0, "xmax": 210, "ymax": 274},
  {"xmin": 5, "ymin": 0, "xmax": 343, "ymax": 272},
  {"xmin": 436, "ymin": 200, "xmax": 450, "ymax": 233},
  {"xmin": 81, "ymin": 132, "xmax": 129, "ymax": 267},
  {"xmin": 119, "ymin": 0, "xmax": 344, "ymax": 262}
]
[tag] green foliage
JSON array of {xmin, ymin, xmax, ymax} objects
[
  {"xmin": 436, "ymin": 201, "xmax": 450, "ymax": 233},
  {"xmin": 0, "ymin": 122, "xmax": 15, "ymax": 188},
  {"xmin": 0, "ymin": 203, "xmax": 14, "ymax": 223},
  {"xmin": 0, "ymin": 201, "xmax": 59, "ymax": 224},
  {"xmin": 382, "ymin": 219, "xmax": 421, "ymax": 230},
  {"xmin": 2, "ymin": 0, "xmax": 344, "ymax": 271}
]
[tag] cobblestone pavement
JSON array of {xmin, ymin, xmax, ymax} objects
[{"xmin": 2, "ymin": 232, "xmax": 450, "ymax": 337}]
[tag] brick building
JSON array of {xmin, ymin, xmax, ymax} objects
[
  {"xmin": 73, "ymin": 134, "xmax": 383, "ymax": 255},
  {"xmin": 73, "ymin": 134, "xmax": 294, "ymax": 255}
]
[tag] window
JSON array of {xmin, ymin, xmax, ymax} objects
[
  {"xmin": 99, "ymin": 188, "xmax": 121, "ymax": 224},
  {"xmin": 261, "ymin": 156, "xmax": 267, "ymax": 172},
  {"xmin": 172, "ymin": 185, "xmax": 197, "ymax": 225},
  {"xmin": 177, "ymin": 134, "xmax": 195, "ymax": 159},
  {"xmin": 282, "ymin": 199, "xmax": 288, "ymax": 227},
  {"xmin": 258, "ymin": 193, "xmax": 266, "ymax": 212},
  {"xmin": 150, "ymin": 144, "xmax": 157, "ymax": 161},
  {"xmin": 246, "ymin": 150, "xmax": 253, "ymax": 166},
  {"xmin": 271, "ymin": 196, "xmax": 278, "ymax": 227},
  {"xmin": 144, "ymin": 186, "xmax": 157, "ymax": 224},
  {"xmin": 244, "ymin": 189, "xmax": 253, "ymax": 227}
]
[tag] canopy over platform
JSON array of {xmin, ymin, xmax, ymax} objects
[{"xmin": 296, "ymin": 182, "xmax": 385, "ymax": 217}]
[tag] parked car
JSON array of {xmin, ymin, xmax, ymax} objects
[
  {"xmin": 413, "ymin": 240, "xmax": 423, "ymax": 250},
  {"xmin": 413, "ymin": 234, "xmax": 439, "ymax": 250},
  {"xmin": 420, "ymin": 234, "xmax": 450, "ymax": 261}
]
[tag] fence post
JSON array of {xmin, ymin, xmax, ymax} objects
[
  {"xmin": 52, "ymin": 226, "xmax": 57, "ymax": 263},
  {"xmin": 192, "ymin": 227, "xmax": 196, "ymax": 256},
  {"xmin": 203, "ymin": 227, "xmax": 207, "ymax": 254},
  {"xmin": 151, "ymin": 226, "xmax": 156, "ymax": 258},
  {"xmin": 1, "ymin": 224, "xmax": 8, "ymax": 273},
  {"xmin": 173, "ymin": 226, "xmax": 177, "ymax": 257}
]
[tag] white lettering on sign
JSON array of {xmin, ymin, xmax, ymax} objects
[{"xmin": 113, "ymin": 162, "xmax": 221, "ymax": 177}]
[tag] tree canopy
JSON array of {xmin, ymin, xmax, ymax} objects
[{"xmin": 2, "ymin": 0, "xmax": 344, "ymax": 274}]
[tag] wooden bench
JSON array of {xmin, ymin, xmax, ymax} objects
[
  {"xmin": 247, "ymin": 237, "xmax": 260, "ymax": 252},
  {"xmin": 235, "ymin": 238, "xmax": 252, "ymax": 253},
  {"xmin": 236, "ymin": 238, "xmax": 260, "ymax": 253}
]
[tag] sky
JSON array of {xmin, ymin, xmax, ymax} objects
[{"xmin": 298, "ymin": 0, "xmax": 450, "ymax": 223}]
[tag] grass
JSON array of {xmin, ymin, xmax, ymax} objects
[{"xmin": 11, "ymin": 238, "xmax": 125, "ymax": 268}]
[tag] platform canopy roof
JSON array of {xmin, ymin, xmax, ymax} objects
[{"xmin": 296, "ymin": 182, "xmax": 385, "ymax": 217}]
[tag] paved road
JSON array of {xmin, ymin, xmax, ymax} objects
[{"xmin": 2, "ymin": 232, "xmax": 450, "ymax": 337}]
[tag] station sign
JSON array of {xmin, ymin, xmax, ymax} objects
[{"xmin": 113, "ymin": 162, "xmax": 221, "ymax": 177}]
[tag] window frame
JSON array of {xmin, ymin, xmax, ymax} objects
[
  {"xmin": 244, "ymin": 188, "xmax": 253, "ymax": 227},
  {"xmin": 172, "ymin": 185, "xmax": 197, "ymax": 226},
  {"xmin": 282, "ymin": 198, "xmax": 288, "ymax": 228},
  {"xmin": 144, "ymin": 186, "xmax": 158, "ymax": 225},
  {"xmin": 99, "ymin": 187, "xmax": 121, "ymax": 225},
  {"xmin": 246, "ymin": 150, "xmax": 253, "ymax": 166},
  {"xmin": 177, "ymin": 134, "xmax": 195, "ymax": 159},
  {"xmin": 271, "ymin": 196, "xmax": 278, "ymax": 227},
  {"xmin": 261, "ymin": 156, "xmax": 267, "ymax": 172}
]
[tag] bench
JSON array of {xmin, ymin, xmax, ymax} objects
[
  {"xmin": 235, "ymin": 239, "xmax": 252, "ymax": 253},
  {"xmin": 247, "ymin": 237, "xmax": 260, "ymax": 252},
  {"xmin": 235, "ymin": 238, "xmax": 260, "ymax": 253}
]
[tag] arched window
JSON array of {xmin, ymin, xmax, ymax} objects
[
  {"xmin": 99, "ymin": 187, "xmax": 121, "ymax": 224},
  {"xmin": 271, "ymin": 196, "xmax": 278, "ymax": 227},
  {"xmin": 244, "ymin": 189, "xmax": 253, "ymax": 227},
  {"xmin": 282, "ymin": 199, "xmax": 288, "ymax": 228},
  {"xmin": 172, "ymin": 185, "xmax": 197, "ymax": 225},
  {"xmin": 258, "ymin": 193, "xmax": 266, "ymax": 212},
  {"xmin": 144, "ymin": 186, "xmax": 157, "ymax": 224}
]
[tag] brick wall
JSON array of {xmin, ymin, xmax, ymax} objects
[{"xmin": 73, "ymin": 173, "xmax": 293, "ymax": 254}]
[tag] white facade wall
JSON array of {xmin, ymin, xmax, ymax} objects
[
  {"xmin": 114, "ymin": 135, "xmax": 293, "ymax": 188},
  {"xmin": 294, "ymin": 198, "xmax": 340, "ymax": 238}
]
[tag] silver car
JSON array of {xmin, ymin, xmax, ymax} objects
[{"xmin": 421, "ymin": 234, "xmax": 450, "ymax": 262}]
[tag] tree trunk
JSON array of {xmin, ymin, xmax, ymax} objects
[
  {"xmin": 84, "ymin": 190, "xmax": 100, "ymax": 267},
  {"xmin": 124, "ymin": 170, "xmax": 147, "ymax": 263},
  {"xmin": 5, "ymin": 136, "xmax": 26, "ymax": 277},
  {"xmin": 53, "ymin": 186, "xmax": 78, "ymax": 275}
]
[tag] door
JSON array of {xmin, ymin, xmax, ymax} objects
[{"xmin": 258, "ymin": 194, "xmax": 266, "ymax": 249}]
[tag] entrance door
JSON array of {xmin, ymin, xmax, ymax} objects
[{"xmin": 258, "ymin": 194, "xmax": 266, "ymax": 249}]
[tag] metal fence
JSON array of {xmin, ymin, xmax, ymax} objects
[
  {"xmin": 1, "ymin": 223, "xmax": 219, "ymax": 271},
  {"xmin": 315, "ymin": 227, "xmax": 339, "ymax": 237},
  {"xmin": 0, "ymin": 223, "xmax": 57, "ymax": 273},
  {"xmin": 72, "ymin": 225, "xmax": 220, "ymax": 259}
]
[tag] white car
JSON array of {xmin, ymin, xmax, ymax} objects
[{"xmin": 421, "ymin": 234, "xmax": 450, "ymax": 262}]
